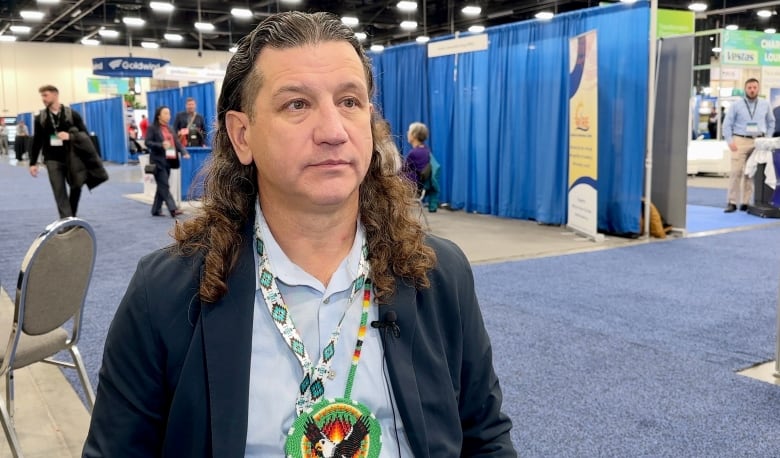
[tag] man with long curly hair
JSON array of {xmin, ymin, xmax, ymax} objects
[{"xmin": 84, "ymin": 11, "xmax": 515, "ymax": 457}]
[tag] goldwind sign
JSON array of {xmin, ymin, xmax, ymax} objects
[{"xmin": 92, "ymin": 57, "xmax": 170, "ymax": 77}]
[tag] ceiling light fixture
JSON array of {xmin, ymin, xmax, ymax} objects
[
  {"xmin": 0, "ymin": 35, "xmax": 18, "ymax": 42},
  {"xmin": 98, "ymin": 29, "xmax": 119, "ymax": 38},
  {"xmin": 462, "ymin": 6, "xmax": 481, "ymax": 15},
  {"xmin": 757, "ymin": 10, "xmax": 772, "ymax": 18},
  {"xmin": 468, "ymin": 25, "xmax": 485, "ymax": 33},
  {"xmin": 765, "ymin": 28, "xmax": 777, "ymax": 34},
  {"xmin": 164, "ymin": 33, "xmax": 183, "ymax": 41},
  {"xmin": 619, "ymin": 0, "xmax": 638, "ymax": 3},
  {"xmin": 370, "ymin": 44, "xmax": 384, "ymax": 52},
  {"xmin": 397, "ymin": 1, "xmax": 417, "ymax": 11},
  {"xmin": 230, "ymin": 8, "xmax": 253, "ymax": 18},
  {"xmin": 36, "ymin": 0, "xmax": 60, "ymax": 4},
  {"xmin": 688, "ymin": 3, "xmax": 707, "ymax": 12},
  {"xmin": 149, "ymin": 2, "xmax": 175, "ymax": 12},
  {"xmin": 416, "ymin": 35, "xmax": 430, "ymax": 43},
  {"xmin": 279, "ymin": 0, "xmax": 302, "ymax": 3},
  {"xmin": 355, "ymin": 32, "xmax": 367, "ymax": 41},
  {"xmin": 229, "ymin": 45, "xmax": 238, "ymax": 53},
  {"xmin": 20, "ymin": 11, "xmax": 45, "ymax": 21},
  {"xmin": 194, "ymin": 22, "xmax": 215, "ymax": 32},
  {"xmin": 81, "ymin": 37, "xmax": 100, "ymax": 46},
  {"xmin": 341, "ymin": 16, "xmax": 359, "ymax": 26},
  {"xmin": 122, "ymin": 17, "xmax": 146, "ymax": 27},
  {"xmin": 141, "ymin": 41, "xmax": 160, "ymax": 49},
  {"xmin": 400, "ymin": 20, "xmax": 417, "ymax": 30},
  {"xmin": 535, "ymin": 11, "xmax": 554, "ymax": 20},
  {"xmin": 712, "ymin": 47, "xmax": 721, "ymax": 52},
  {"xmin": 9, "ymin": 25, "xmax": 32, "ymax": 34},
  {"xmin": 725, "ymin": 24, "xmax": 738, "ymax": 30}
]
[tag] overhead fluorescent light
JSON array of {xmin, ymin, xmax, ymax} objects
[
  {"xmin": 81, "ymin": 38, "xmax": 100, "ymax": 46},
  {"xmin": 397, "ymin": 1, "xmax": 417, "ymax": 11},
  {"xmin": 688, "ymin": 3, "xmax": 707, "ymax": 12},
  {"xmin": 535, "ymin": 11, "xmax": 554, "ymax": 20},
  {"xmin": 231, "ymin": 8, "xmax": 252, "ymax": 18},
  {"xmin": 36, "ymin": 0, "xmax": 61, "ymax": 4},
  {"xmin": 725, "ymin": 24, "xmax": 738, "ymax": 30},
  {"xmin": 355, "ymin": 32, "xmax": 367, "ymax": 41},
  {"xmin": 619, "ymin": 0, "xmax": 638, "ymax": 3},
  {"xmin": 280, "ymin": 0, "xmax": 302, "ymax": 3},
  {"xmin": 766, "ymin": 28, "xmax": 777, "ymax": 34},
  {"xmin": 757, "ymin": 10, "xmax": 772, "ymax": 18},
  {"xmin": 416, "ymin": 35, "xmax": 430, "ymax": 43},
  {"xmin": 370, "ymin": 44, "xmax": 384, "ymax": 52},
  {"xmin": 0, "ymin": 35, "xmax": 18, "ymax": 42},
  {"xmin": 149, "ymin": 2, "xmax": 174, "ymax": 12},
  {"xmin": 164, "ymin": 33, "xmax": 183, "ymax": 41},
  {"xmin": 9, "ymin": 25, "xmax": 32, "ymax": 34},
  {"xmin": 20, "ymin": 11, "xmax": 45, "ymax": 21},
  {"xmin": 141, "ymin": 41, "xmax": 160, "ymax": 49},
  {"xmin": 462, "ymin": 6, "xmax": 481, "ymax": 15},
  {"xmin": 712, "ymin": 47, "xmax": 721, "ymax": 52},
  {"xmin": 468, "ymin": 25, "xmax": 485, "ymax": 33},
  {"xmin": 400, "ymin": 20, "xmax": 417, "ymax": 30},
  {"xmin": 122, "ymin": 17, "xmax": 146, "ymax": 27},
  {"xmin": 341, "ymin": 16, "xmax": 359, "ymax": 26},
  {"xmin": 229, "ymin": 45, "xmax": 238, "ymax": 53},
  {"xmin": 194, "ymin": 22, "xmax": 215, "ymax": 32},
  {"xmin": 98, "ymin": 29, "xmax": 119, "ymax": 38}
]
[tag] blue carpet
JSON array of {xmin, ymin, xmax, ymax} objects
[
  {"xmin": 686, "ymin": 204, "xmax": 780, "ymax": 233},
  {"xmin": 687, "ymin": 186, "xmax": 725, "ymax": 208},
  {"xmin": 1, "ymin": 159, "xmax": 780, "ymax": 455}
]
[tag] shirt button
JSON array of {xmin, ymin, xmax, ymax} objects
[{"xmin": 323, "ymin": 297, "xmax": 330, "ymax": 304}]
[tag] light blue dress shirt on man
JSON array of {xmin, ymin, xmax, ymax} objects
[
  {"xmin": 245, "ymin": 206, "xmax": 413, "ymax": 457},
  {"xmin": 722, "ymin": 96, "xmax": 775, "ymax": 143}
]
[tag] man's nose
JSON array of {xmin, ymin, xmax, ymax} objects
[{"xmin": 313, "ymin": 105, "xmax": 349, "ymax": 145}]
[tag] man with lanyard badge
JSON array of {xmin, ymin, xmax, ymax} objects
[
  {"xmin": 722, "ymin": 78, "xmax": 775, "ymax": 213},
  {"xmin": 83, "ymin": 11, "xmax": 516, "ymax": 458},
  {"xmin": 173, "ymin": 97, "xmax": 207, "ymax": 147}
]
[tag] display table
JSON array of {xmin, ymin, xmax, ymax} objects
[{"xmin": 687, "ymin": 139, "xmax": 730, "ymax": 175}]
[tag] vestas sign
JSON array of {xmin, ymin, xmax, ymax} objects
[{"xmin": 92, "ymin": 57, "xmax": 170, "ymax": 77}]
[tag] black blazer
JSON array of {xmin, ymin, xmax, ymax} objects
[
  {"xmin": 83, "ymin": 222, "xmax": 515, "ymax": 457},
  {"xmin": 145, "ymin": 123, "xmax": 187, "ymax": 169}
]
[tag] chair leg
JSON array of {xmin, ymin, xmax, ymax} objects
[
  {"xmin": 68, "ymin": 346, "xmax": 95, "ymax": 411},
  {"xmin": 5, "ymin": 370, "xmax": 13, "ymax": 420},
  {"xmin": 0, "ymin": 397, "xmax": 22, "ymax": 457}
]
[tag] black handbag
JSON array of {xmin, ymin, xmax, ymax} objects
[{"xmin": 144, "ymin": 164, "xmax": 157, "ymax": 174}]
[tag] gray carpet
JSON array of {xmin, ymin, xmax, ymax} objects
[{"xmin": 1, "ymin": 159, "xmax": 779, "ymax": 456}]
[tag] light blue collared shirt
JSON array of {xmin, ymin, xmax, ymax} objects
[
  {"xmin": 245, "ymin": 206, "xmax": 413, "ymax": 457},
  {"xmin": 722, "ymin": 96, "xmax": 775, "ymax": 142}
]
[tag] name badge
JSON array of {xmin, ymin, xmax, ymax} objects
[
  {"xmin": 746, "ymin": 122, "xmax": 759, "ymax": 134},
  {"xmin": 165, "ymin": 147, "xmax": 177, "ymax": 159},
  {"xmin": 50, "ymin": 135, "xmax": 63, "ymax": 146}
]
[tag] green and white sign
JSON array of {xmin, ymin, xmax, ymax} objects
[
  {"xmin": 722, "ymin": 29, "xmax": 780, "ymax": 66},
  {"xmin": 657, "ymin": 9, "xmax": 694, "ymax": 38}
]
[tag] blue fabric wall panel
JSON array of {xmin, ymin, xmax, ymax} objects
[
  {"xmin": 427, "ymin": 57, "xmax": 455, "ymax": 204},
  {"xmin": 80, "ymin": 97, "xmax": 126, "ymax": 164},
  {"xmin": 147, "ymin": 82, "xmax": 217, "ymax": 146},
  {"xmin": 146, "ymin": 87, "xmax": 181, "ymax": 121}
]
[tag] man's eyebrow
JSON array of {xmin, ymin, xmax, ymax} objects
[{"xmin": 271, "ymin": 81, "xmax": 368, "ymax": 98}]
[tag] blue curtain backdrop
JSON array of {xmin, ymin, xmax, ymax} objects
[
  {"xmin": 371, "ymin": 44, "xmax": 430, "ymax": 155},
  {"xmin": 371, "ymin": 2, "xmax": 649, "ymax": 234},
  {"xmin": 147, "ymin": 82, "xmax": 216, "ymax": 145},
  {"xmin": 77, "ymin": 97, "xmax": 126, "ymax": 163}
]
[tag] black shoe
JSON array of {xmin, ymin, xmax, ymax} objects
[
  {"xmin": 171, "ymin": 209, "xmax": 184, "ymax": 218},
  {"xmin": 724, "ymin": 203, "xmax": 737, "ymax": 213},
  {"xmin": 152, "ymin": 211, "xmax": 165, "ymax": 217},
  {"xmin": 739, "ymin": 204, "xmax": 749, "ymax": 211}
]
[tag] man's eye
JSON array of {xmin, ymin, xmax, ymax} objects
[
  {"xmin": 343, "ymin": 98, "xmax": 358, "ymax": 108},
  {"xmin": 288, "ymin": 100, "xmax": 306, "ymax": 110}
]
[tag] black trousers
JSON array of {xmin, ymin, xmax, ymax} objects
[
  {"xmin": 15, "ymin": 136, "xmax": 28, "ymax": 161},
  {"xmin": 45, "ymin": 160, "xmax": 81, "ymax": 218},
  {"xmin": 151, "ymin": 163, "xmax": 178, "ymax": 215}
]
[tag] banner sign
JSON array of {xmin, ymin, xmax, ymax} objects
[
  {"xmin": 92, "ymin": 57, "xmax": 169, "ymax": 77},
  {"xmin": 87, "ymin": 77, "xmax": 130, "ymax": 94},
  {"xmin": 427, "ymin": 34, "xmax": 488, "ymax": 58},
  {"xmin": 567, "ymin": 30, "xmax": 603, "ymax": 242},
  {"xmin": 721, "ymin": 30, "xmax": 780, "ymax": 67}
]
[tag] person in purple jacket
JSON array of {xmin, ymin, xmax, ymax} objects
[{"xmin": 403, "ymin": 122, "xmax": 431, "ymax": 189}]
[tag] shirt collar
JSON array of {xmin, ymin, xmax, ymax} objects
[{"xmin": 254, "ymin": 202, "xmax": 365, "ymax": 296}]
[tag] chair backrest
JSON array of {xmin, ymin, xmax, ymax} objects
[{"xmin": 14, "ymin": 218, "xmax": 96, "ymax": 337}]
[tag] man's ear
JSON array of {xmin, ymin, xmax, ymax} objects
[{"xmin": 225, "ymin": 110, "xmax": 253, "ymax": 165}]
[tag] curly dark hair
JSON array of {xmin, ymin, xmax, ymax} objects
[{"xmin": 172, "ymin": 11, "xmax": 435, "ymax": 304}]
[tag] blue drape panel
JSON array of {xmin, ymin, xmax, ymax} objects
[
  {"xmin": 147, "ymin": 82, "xmax": 217, "ymax": 145},
  {"xmin": 371, "ymin": 44, "xmax": 429, "ymax": 155},
  {"xmin": 80, "ymin": 97, "xmax": 126, "ymax": 163},
  {"xmin": 372, "ymin": 2, "xmax": 648, "ymax": 233}
]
